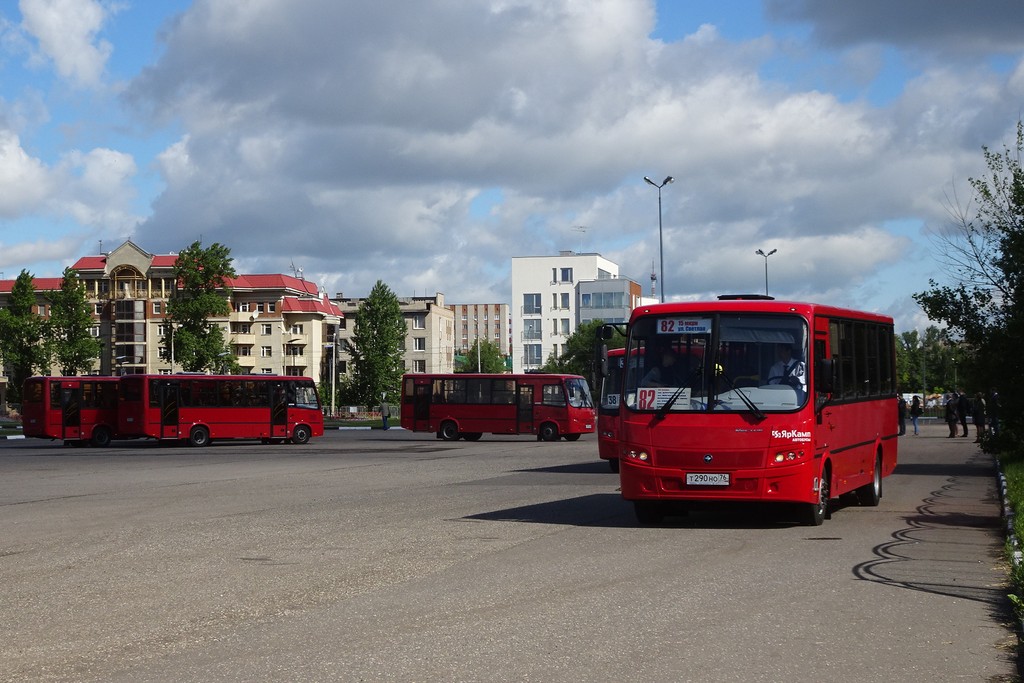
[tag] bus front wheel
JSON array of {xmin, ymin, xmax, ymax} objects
[
  {"xmin": 803, "ymin": 466, "xmax": 831, "ymax": 526},
  {"xmin": 439, "ymin": 421, "xmax": 460, "ymax": 441},
  {"xmin": 189, "ymin": 425, "xmax": 211, "ymax": 448},
  {"xmin": 292, "ymin": 425, "xmax": 311, "ymax": 445},
  {"xmin": 90, "ymin": 426, "xmax": 112, "ymax": 448},
  {"xmin": 538, "ymin": 423, "xmax": 559, "ymax": 442}
]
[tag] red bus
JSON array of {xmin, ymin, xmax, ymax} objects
[
  {"xmin": 598, "ymin": 348, "xmax": 625, "ymax": 472},
  {"xmin": 400, "ymin": 373, "xmax": 596, "ymax": 441},
  {"xmin": 604, "ymin": 296, "xmax": 898, "ymax": 526},
  {"xmin": 22, "ymin": 376, "xmax": 120, "ymax": 447},
  {"xmin": 117, "ymin": 374, "xmax": 324, "ymax": 446}
]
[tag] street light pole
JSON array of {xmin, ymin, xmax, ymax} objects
[
  {"xmin": 644, "ymin": 175, "xmax": 674, "ymax": 303},
  {"xmin": 755, "ymin": 248, "xmax": 777, "ymax": 296}
]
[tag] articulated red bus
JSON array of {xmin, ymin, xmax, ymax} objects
[
  {"xmin": 400, "ymin": 373, "xmax": 596, "ymax": 441},
  {"xmin": 22, "ymin": 376, "xmax": 120, "ymax": 447},
  {"xmin": 117, "ymin": 374, "xmax": 324, "ymax": 446},
  {"xmin": 604, "ymin": 296, "xmax": 898, "ymax": 525}
]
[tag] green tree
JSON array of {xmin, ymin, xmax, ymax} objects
[
  {"xmin": 350, "ymin": 281, "xmax": 406, "ymax": 406},
  {"xmin": 540, "ymin": 320, "xmax": 624, "ymax": 385},
  {"xmin": 46, "ymin": 267, "xmax": 102, "ymax": 375},
  {"xmin": 165, "ymin": 241, "xmax": 237, "ymax": 373},
  {"xmin": 915, "ymin": 120, "xmax": 1024, "ymax": 430},
  {"xmin": 0, "ymin": 270, "xmax": 46, "ymax": 401},
  {"xmin": 458, "ymin": 339, "xmax": 506, "ymax": 373}
]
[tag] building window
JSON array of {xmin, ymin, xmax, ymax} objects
[
  {"xmin": 413, "ymin": 337, "xmax": 426, "ymax": 351},
  {"xmin": 581, "ymin": 293, "xmax": 591, "ymax": 308},
  {"xmin": 413, "ymin": 360, "xmax": 426, "ymax": 373},
  {"xmin": 94, "ymin": 303, "xmax": 104, "ymax": 315},
  {"xmin": 261, "ymin": 324, "xmax": 272, "ymax": 335},
  {"xmin": 261, "ymin": 368, "xmax": 274, "ymax": 374},
  {"xmin": 412, "ymin": 315, "xmax": 425, "ymax": 330},
  {"xmin": 560, "ymin": 292, "xmax": 570, "ymax": 309},
  {"xmin": 236, "ymin": 346, "xmax": 252, "ymax": 356},
  {"xmin": 561, "ymin": 267, "xmax": 573, "ymax": 283},
  {"xmin": 560, "ymin": 318, "xmax": 570, "ymax": 336},
  {"xmin": 290, "ymin": 324, "xmax": 304, "ymax": 335},
  {"xmin": 239, "ymin": 302, "xmax": 250, "ymax": 312},
  {"xmin": 261, "ymin": 346, "xmax": 273, "ymax": 357},
  {"xmin": 523, "ymin": 293, "xmax": 541, "ymax": 315},
  {"xmin": 152, "ymin": 301, "xmax": 162, "ymax": 315},
  {"xmin": 232, "ymin": 322, "xmax": 251, "ymax": 334},
  {"xmin": 268, "ymin": 302, "xmax": 275, "ymax": 313},
  {"xmin": 524, "ymin": 344, "xmax": 543, "ymax": 366},
  {"xmin": 523, "ymin": 319, "xmax": 542, "ymax": 340}
]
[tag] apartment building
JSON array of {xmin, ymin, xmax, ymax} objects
[
  {"xmin": 448, "ymin": 303, "xmax": 511, "ymax": 361},
  {"xmin": 511, "ymin": 252, "xmax": 638, "ymax": 373},
  {"xmin": 0, "ymin": 240, "xmax": 343, "ymax": 381},
  {"xmin": 333, "ymin": 292, "xmax": 455, "ymax": 376}
]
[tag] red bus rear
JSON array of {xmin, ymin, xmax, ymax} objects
[
  {"xmin": 400, "ymin": 373, "xmax": 595, "ymax": 441},
  {"xmin": 22, "ymin": 376, "xmax": 120, "ymax": 447},
  {"xmin": 117, "ymin": 374, "xmax": 324, "ymax": 446},
  {"xmin": 606, "ymin": 297, "xmax": 898, "ymax": 526}
]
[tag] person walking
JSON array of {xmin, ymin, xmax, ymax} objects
[
  {"xmin": 910, "ymin": 395, "xmax": 923, "ymax": 436},
  {"xmin": 957, "ymin": 389, "xmax": 970, "ymax": 437},
  {"xmin": 972, "ymin": 392, "xmax": 987, "ymax": 442},
  {"xmin": 944, "ymin": 393, "xmax": 959, "ymax": 438}
]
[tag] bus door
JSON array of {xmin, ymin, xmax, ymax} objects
[
  {"xmin": 517, "ymin": 384, "xmax": 534, "ymax": 434},
  {"xmin": 159, "ymin": 381, "xmax": 180, "ymax": 439},
  {"xmin": 60, "ymin": 381, "xmax": 82, "ymax": 441},
  {"xmin": 270, "ymin": 382, "xmax": 289, "ymax": 438},
  {"xmin": 413, "ymin": 383, "xmax": 432, "ymax": 432}
]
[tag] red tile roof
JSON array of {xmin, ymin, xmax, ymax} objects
[
  {"xmin": 280, "ymin": 293, "xmax": 343, "ymax": 316},
  {"xmin": 0, "ymin": 277, "xmax": 64, "ymax": 293}
]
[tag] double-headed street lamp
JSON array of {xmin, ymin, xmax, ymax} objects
[
  {"xmin": 644, "ymin": 175, "xmax": 674, "ymax": 303},
  {"xmin": 755, "ymin": 248, "xmax": 777, "ymax": 296}
]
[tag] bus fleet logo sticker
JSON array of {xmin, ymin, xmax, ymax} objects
[{"xmin": 772, "ymin": 429, "xmax": 811, "ymax": 442}]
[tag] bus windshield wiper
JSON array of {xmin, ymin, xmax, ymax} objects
[
  {"xmin": 655, "ymin": 386, "xmax": 688, "ymax": 420},
  {"xmin": 719, "ymin": 372, "xmax": 766, "ymax": 421}
]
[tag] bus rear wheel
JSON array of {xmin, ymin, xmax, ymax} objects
[
  {"xmin": 563, "ymin": 433, "xmax": 581, "ymax": 441},
  {"xmin": 462, "ymin": 432, "xmax": 483, "ymax": 441},
  {"xmin": 292, "ymin": 425, "xmax": 311, "ymax": 445},
  {"xmin": 439, "ymin": 421, "xmax": 460, "ymax": 441},
  {"xmin": 538, "ymin": 423, "xmax": 559, "ymax": 442},
  {"xmin": 90, "ymin": 426, "xmax": 112, "ymax": 448},
  {"xmin": 855, "ymin": 454, "xmax": 883, "ymax": 507},
  {"xmin": 188, "ymin": 425, "xmax": 211, "ymax": 448}
]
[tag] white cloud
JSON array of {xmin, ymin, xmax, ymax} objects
[{"xmin": 18, "ymin": 0, "xmax": 114, "ymax": 88}]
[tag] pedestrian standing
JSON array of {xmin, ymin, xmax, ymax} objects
[
  {"xmin": 957, "ymin": 389, "xmax": 970, "ymax": 437},
  {"xmin": 972, "ymin": 392, "xmax": 987, "ymax": 442},
  {"xmin": 988, "ymin": 388, "xmax": 1001, "ymax": 437},
  {"xmin": 910, "ymin": 395, "xmax": 923, "ymax": 436},
  {"xmin": 897, "ymin": 396, "xmax": 907, "ymax": 435},
  {"xmin": 380, "ymin": 400, "xmax": 391, "ymax": 430},
  {"xmin": 945, "ymin": 393, "xmax": 959, "ymax": 438}
]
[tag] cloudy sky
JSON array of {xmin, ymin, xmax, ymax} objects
[{"xmin": 1, "ymin": 0, "xmax": 1022, "ymax": 334}]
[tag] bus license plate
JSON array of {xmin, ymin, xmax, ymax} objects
[{"xmin": 686, "ymin": 473, "xmax": 729, "ymax": 486}]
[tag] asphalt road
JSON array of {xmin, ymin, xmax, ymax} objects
[{"xmin": 0, "ymin": 422, "xmax": 1018, "ymax": 682}]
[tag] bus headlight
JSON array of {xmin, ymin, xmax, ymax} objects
[
  {"xmin": 622, "ymin": 448, "xmax": 651, "ymax": 463},
  {"xmin": 772, "ymin": 449, "xmax": 806, "ymax": 464}
]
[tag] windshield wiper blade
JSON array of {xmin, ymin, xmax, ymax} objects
[
  {"xmin": 655, "ymin": 386, "xmax": 688, "ymax": 420},
  {"xmin": 719, "ymin": 372, "xmax": 766, "ymax": 421}
]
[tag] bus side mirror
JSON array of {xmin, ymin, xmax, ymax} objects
[
  {"xmin": 816, "ymin": 358, "xmax": 835, "ymax": 394},
  {"xmin": 599, "ymin": 325, "xmax": 615, "ymax": 340},
  {"xmin": 598, "ymin": 344, "xmax": 609, "ymax": 378}
]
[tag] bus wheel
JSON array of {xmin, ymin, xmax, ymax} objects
[
  {"xmin": 188, "ymin": 425, "xmax": 211, "ymax": 448},
  {"xmin": 90, "ymin": 427, "xmax": 112, "ymax": 448},
  {"xmin": 292, "ymin": 425, "xmax": 311, "ymax": 445},
  {"xmin": 609, "ymin": 458, "xmax": 620, "ymax": 473},
  {"xmin": 563, "ymin": 433, "xmax": 581, "ymax": 441},
  {"xmin": 634, "ymin": 501, "xmax": 664, "ymax": 525},
  {"xmin": 539, "ymin": 423, "xmax": 559, "ymax": 442},
  {"xmin": 439, "ymin": 421, "xmax": 460, "ymax": 441},
  {"xmin": 463, "ymin": 432, "xmax": 483, "ymax": 441},
  {"xmin": 855, "ymin": 454, "xmax": 883, "ymax": 507},
  {"xmin": 803, "ymin": 466, "xmax": 831, "ymax": 526}
]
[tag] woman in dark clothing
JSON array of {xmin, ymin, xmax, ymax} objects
[{"xmin": 945, "ymin": 394, "xmax": 959, "ymax": 438}]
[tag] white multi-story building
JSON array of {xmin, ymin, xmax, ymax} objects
[{"xmin": 512, "ymin": 252, "xmax": 639, "ymax": 373}]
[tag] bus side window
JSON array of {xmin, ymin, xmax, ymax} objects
[{"xmin": 542, "ymin": 384, "xmax": 566, "ymax": 406}]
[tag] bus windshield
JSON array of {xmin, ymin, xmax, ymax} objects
[
  {"xmin": 623, "ymin": 313, "xmax": 809, "ymax": 413},
  {"xmin": 565, "ymin": 377, "xmax": 594, "ymax": 409}
]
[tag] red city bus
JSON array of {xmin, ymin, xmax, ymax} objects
[
  {"xmin": 117, "ymin": 374, "xmax": 324, "ymax": 446},
  {"xmin": 598, "ymin": 348, "xmax": 626, "ymax": 472},
  {"xmin": 22, "ymin": 376, "xmax": 120, "ymax": 447},
  {"xmin": 605, "ymin": 296, "xmax": 898, "ymax": 526},
  {"xmin": 400, "ymin": 373, "xmax": 596, "ymax": 441}
]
